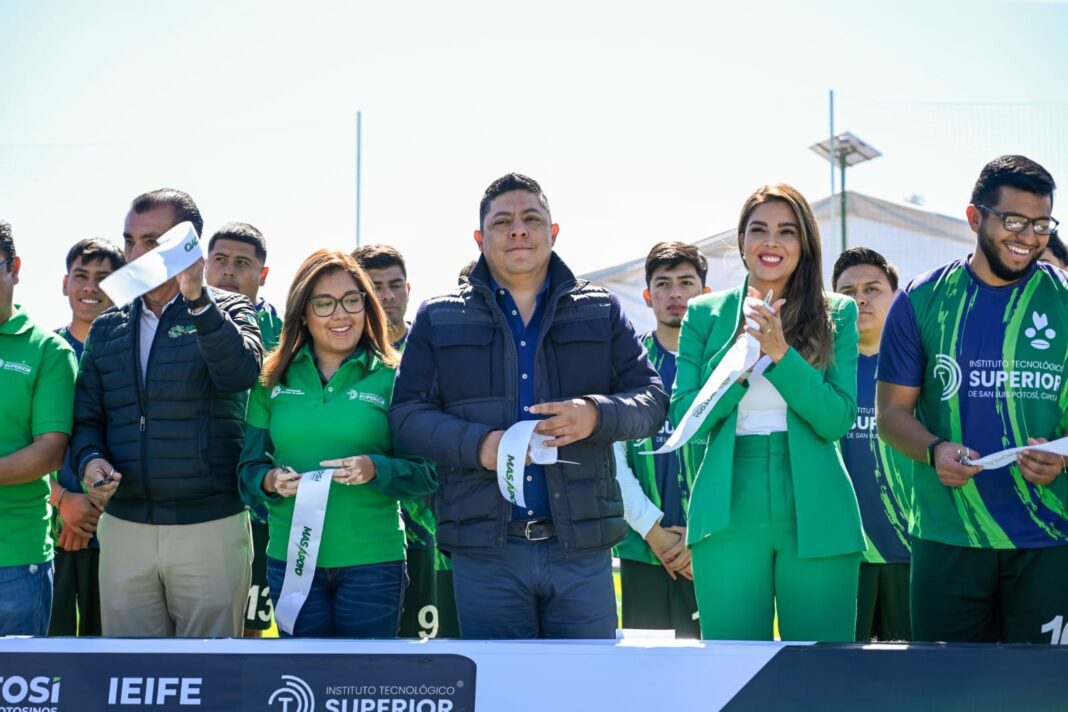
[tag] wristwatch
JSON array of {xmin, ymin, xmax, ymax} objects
[
  {"xmin": 187, "ymin": 288, "xmax": 212, "ymax": 312},
  {"xmin": 927, "ymin": 437, "xmax": 946, "ymax": 468}
]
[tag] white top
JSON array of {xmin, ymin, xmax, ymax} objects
[
  {"xmin": 735, "ymin": 373, "xmax": 788, "ymax": 435},
  {"xmin": 613, "ymin": 441, "xmax": 662, "ymax": 538},
  {"xmin": 138, "ymin": 293, "xmax": 181, "ymax": 384}
]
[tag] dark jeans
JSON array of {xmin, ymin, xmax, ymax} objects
[
  {"xmin": 266, "ymin": 557, "xmax": 406, "ymax": 638},
  {"xmin": 0, "ymin": 561, "xmax": 53, "ymax": 636},
  {"xmin": 451, "ymin": 536, "xmax": 617, "ymax": 639}
]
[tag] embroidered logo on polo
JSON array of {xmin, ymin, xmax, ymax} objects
[
  {"xmin": 347, "ymin": 390, "xmax": 386, "ymax": 407},
  {"xmin": 271, "ymin": 385, "xmax": 305, "ymax": 399},
  {"xmin": 1024, "ymin": 312, "xmax": 1056, "ymax": 351},
  {"xmin": 167, "ymin": 324, "xmax": 197, "ymax": 338},
  {"xmin": 0, "ymin": 358, "xmax": 32, "ymax": 376}
]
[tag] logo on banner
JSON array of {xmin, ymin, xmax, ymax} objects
[
  {"xmin": 0, "ymin": 675, "xmax": 61, "ymax": 706},
  {"xmin": 268, "ymin": 675, "xmax": 315, "ymax": 712},
  {"xmin": 933, "ymin": 354, "xmax": 962, "ymax": 401},
  {"xmin": 1025, "ymin": 312, "xmax": 1056, "ymax": 350}
]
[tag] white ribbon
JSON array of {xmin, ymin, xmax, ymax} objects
[
  {"xmin": 644, "ymin": 334, "xmax": 764, "ymax": 455},
  {"xmin": 495, "ymin": 421, "xmax": 577, "ymax": 507},
  {"xmin": 963, "ymin": 436, "xmax": 1068, "ymax": 470},
  {"xmin": 100, "ymin": 221, "xmax": 203, "ymax": 306},
  {"xmin": 274, "ymin": 468, "xmax": 334, "ymax": 635}
]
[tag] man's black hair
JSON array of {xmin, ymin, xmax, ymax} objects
[
  {"xmin": 209, "ymin": 222, "xmax": 267, "ymax": 263},
  {"xmin": 970, "ymin": 155, "xmax": 1056, "ymax": 209},
  {"xmin": 644, "ymin": 241, "xmax": 708, "ymax": 287},
  {"xmin": 1046, "ymin": 230, "xmax": 1067, "ymax": 266},
  {"xmin": 66, "ymin": 237, "xmax": 126, "ymax": 272},
  {"xmin": 130, "ymin": 188, "xmax": 204, "ymax": 236},
  {"xmin": 479, "ymin": 173, "xmax": 551, "ymax": 229},
  {"xmin": 352, "ymin": 244, "xmax": 406, "ymax": 278},
  {"xmin": 832, "ymin": 246, "xmax": 899, "ymax": 291},
  {"xmin": 0, "ymin": 221, "xmax": 13, "ymax": 269}
]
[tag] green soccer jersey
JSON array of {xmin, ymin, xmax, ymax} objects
[
  {"xmin": 0, "ymin": 306, "xmax": 77, "ymax": 566},
  {"xmin": 256, "ymin": 299, "xmax": 283, "ymax": 351},
  {"xmin": 879, "ymin": 260, "xmax": 1068, "ymax": 549},
  {"xmin": 238, "ymin": 344, "xmax": 435, "ymax": 568},
  {"xmin": 614, "ymin": 332, "xmax": 698, "ymax": 565}
]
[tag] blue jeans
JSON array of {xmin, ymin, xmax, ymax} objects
[
  {"xmin": 451, "ymin": 537, "xmax": 617, "ymax": 639},
  {"xmin": 0, "ymin": 561, "xmax": 54, "ymax": 636},
  {"xmin": 266, "ymin": 558, "xmax": 406, "ymax": 638}
]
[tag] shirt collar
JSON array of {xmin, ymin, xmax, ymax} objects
[
  {"xmin": 140, "ymin": 291, "xmax": 182, "ymax": 317},
  {"xmin": 0, "ymin": 304, "xmax": 33, "ymax": 336},
  {"xmin": 489, "ymin": 275, "xmax": 551, "ymax": 301}
]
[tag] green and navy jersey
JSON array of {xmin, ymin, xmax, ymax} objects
[
  {"xmin": 394, "ymin": 329, "xmax": 436, "ymax": 550},
  {"xmin": 879, "ymin": 259, "xmax": 1068, "ymax": 549},
  {"xmin": 841, "ymin": 353, "xmax": 911, "ymax": 563},
  {"xmin": 248, "ymin": 301, "xmax": 283, "ymax": 527},
  {"xmin": 614, "ymin": 331, "xmax": 696, "ymax": 564},
  {"xmin": 256, "ymin": 299, "xmax": 283, "ymax": 352},
  {"xmin": 0, "ymin": 306, "xmax": 77, "ymax": 566}
]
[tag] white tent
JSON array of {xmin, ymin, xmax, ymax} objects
[{"xmin": 581, "ymin": 191, "xmax": 975, "ymax": 333}]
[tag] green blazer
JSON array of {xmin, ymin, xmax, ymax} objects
[{"xmin": 671, "ymin": 283, "xmax": 865, "ymax": 559}]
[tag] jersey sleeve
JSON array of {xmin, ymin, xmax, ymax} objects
[
  {"xmin": 32, "ymin": 338, "xmax": 77, "ymax": 436},
  {"xmin": 877, "ymin": 290, "xmax": 926, "ymax": 387}
]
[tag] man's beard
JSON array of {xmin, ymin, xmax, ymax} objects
[{"xmin": 977, "ymin": 225, "xmax": 1039, "ymax": 282}]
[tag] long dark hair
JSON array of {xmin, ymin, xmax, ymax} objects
[
  {"xmin": 261, "ymin": 249, "xmax": 399, "ymax": 388},
  {"xmin": 736, "ymin": 184, "xmax": 833, "ymax": 369}
]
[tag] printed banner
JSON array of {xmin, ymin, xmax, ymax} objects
[
  {"xmin": 496, "ymin": 421, "xmax": 537, "ymax": 507},
  {"xmin": 99, "ymin": 221, "xmax": 202, "ymax": 306},
  {"xmin": 964, "ymin": 436, "xmax": 1068, "ymax": 470},
  {"xmin": 275, "ymin": 468, "xmax": 334, "ymax": 635}
]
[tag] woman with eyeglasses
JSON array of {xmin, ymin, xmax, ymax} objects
[
  {"xmin": 238, "ymin": 249, "xmax": 435, "ymax": 638},
  {"xmin": 672, "ymin": 184, "xmax": 864, "ymax": 641}
]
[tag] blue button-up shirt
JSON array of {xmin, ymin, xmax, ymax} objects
[{"xmin": 491, "ymin": 276, "xmax": 552, "ymax": 520}]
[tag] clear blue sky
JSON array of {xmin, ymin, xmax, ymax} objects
[{"xmin": 2, "ymin": 0, "xmax": 1066, "ymax": 327}]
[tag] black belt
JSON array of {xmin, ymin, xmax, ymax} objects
[{"xmin": 507, "ymin": 519, "xmax": 556, "ymax": 541}]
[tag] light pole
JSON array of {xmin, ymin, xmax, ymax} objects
[{"xmin": 809, "ymin": 131, "xmax": 881, "ymax": 254}]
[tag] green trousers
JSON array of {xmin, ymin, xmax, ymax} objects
[{"xmin": 691, "ymin": 433, "xmax": 860, "ymax": 642}]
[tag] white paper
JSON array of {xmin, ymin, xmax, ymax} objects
[
  {"xmin": 964, "ymin": 436, "xmax": 1068, "ymax": 470},
  {"xmin": 274, "ymin": 468, "xmax": 334, "ymax": 635},
  {"xmin": 496, "ymin": 421, "xmax": 538, "ymax": 507},
  {"xmin": 100, "ymin": 221, "xmax": 203, "ymax": 306}
]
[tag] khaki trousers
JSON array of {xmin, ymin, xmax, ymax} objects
[{"xmin": 97, "ymin": 511, "xmax": 252, "ymax": 637}]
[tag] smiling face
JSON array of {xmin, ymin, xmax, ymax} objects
[
  {"xmin": 834, "ymin": 263, "xmax": 895, "ymax": 346},
  {"xmin": 474, "ymin": 190, "xmax": 558, "ymax": 287},
  {"xmin": 206, "ymin": 238, "xmax": 267, "ymax": 302},
  {"xmin": 64, "ymin": 256, "xmax": 116, "ymax": 325},
  {"xmin": 304, "ymin": 269, "xmax": 365, "ymax": 363},
  {"xmin": 969, "ymin": 186, "xmax": 1052, "ymax": 285},
  {"xmin": 740, "ymin": 199, "xmax": 802, "ymax": 295}
]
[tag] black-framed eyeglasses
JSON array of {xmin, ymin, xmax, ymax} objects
[
  {"xmin": 308, "ymin": 291, "xmax": 366, "ymax": 317},
  {"xmin": 977, "ymin": 204, "xmax": 1059, "ymax": 236}
]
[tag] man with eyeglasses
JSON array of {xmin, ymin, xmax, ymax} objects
[
  {"xmin": 71, "ymin": 189, "xmax": 263, "ymax": 637},
  {"xmin": 877, "ymin": 155, "xmax": 1068, "ymax": 643}
]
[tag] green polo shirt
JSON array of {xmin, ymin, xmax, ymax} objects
[
  {"xmin": 239, "ymin": 344, "xmax": 434, "ymax": 568},
  {"xmin": 0, "ymin": 305, "xmax": 77, "ymax": 566}
]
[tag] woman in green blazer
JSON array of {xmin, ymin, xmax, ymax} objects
[{"xmin": 672, "ymin": 184, "xmax": 864, "ymax": 641}]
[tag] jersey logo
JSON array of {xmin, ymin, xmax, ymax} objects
[
  {"xmin": 0, "ymin": 358, "xmax": 32, "ymax": 376},
  {"xmin": 1024, "ymin": 312, "xmax": 1056, "ymax": 351},
  {"xmin": 348, "ymin": 389, "xmax": 386, "ymax": 407},
  {"xmin": 271, "ymin": 385, "xmax": 305, "ymax": 399},
  {"xmin": 933, "ymin": 353, "xmax": 962, "ymax": 401}
]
